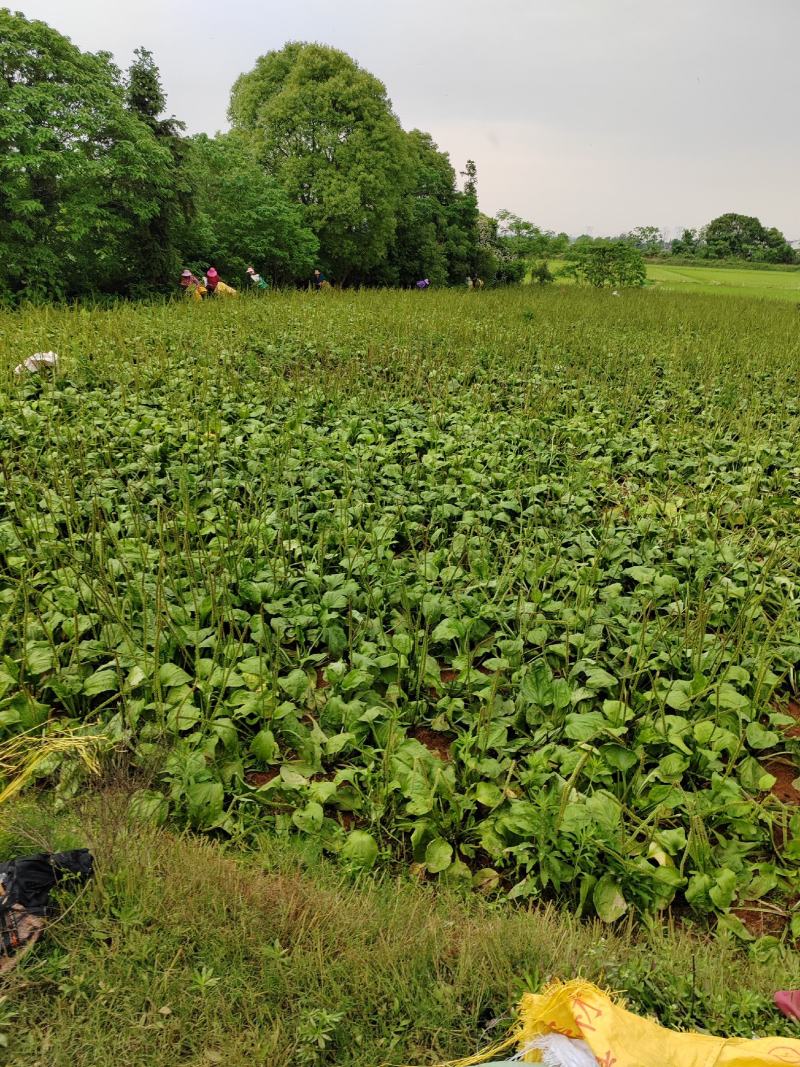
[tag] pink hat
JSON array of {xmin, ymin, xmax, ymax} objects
[
  {"xmin": 181, "ymin": 269, "xmax": 192, "ymax": 277},
  {"xmin": 207, "ymin": 267, "xmax": 218, "ymax": 279}
]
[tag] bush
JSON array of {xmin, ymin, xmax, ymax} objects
[
  {"xmin": 530, "ymin": 260, "xmax": 554, "ymax": 285},
  {"xmin": 564, "ymin": 240, "xmax": 646, "ymax": 288}
]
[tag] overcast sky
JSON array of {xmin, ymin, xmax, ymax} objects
[{"xmin": 15, "ymin": 0, "xmax": 800, "ymax": 238}]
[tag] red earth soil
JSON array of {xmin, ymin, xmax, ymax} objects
[{"xmin": 411, "ymin": 726, "xmax": 453, "ymax": 761}]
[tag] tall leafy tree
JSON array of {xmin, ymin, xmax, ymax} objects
[
  {"xmin": 229, "ymin": 43, "xmax": 408, "ymax": 283},
  {"xmin": 369, "ymin": 130, "xmax": 475, "ymax": 287},
  {"xmin": 704, "ymin": 213, "xmax": 795, "ymax": 263},
  {"xmin": 0, "ymin": 11, "xmax": 175, "ymax": 301},
  {"xmin": 624, "ymin": 226, "xmax": 664, "ymax": 255},
  {"xmin": 183, "ymin": 134, "xmax": 318, "ymax": 284},
  {"xmin": 123, "ymin": 48, "xmax": 195, "ymax": 293}
]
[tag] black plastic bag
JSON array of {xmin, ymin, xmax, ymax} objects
[{"xmin": 0, "ymin": 849, "xmax": 93, "ymax": 971}]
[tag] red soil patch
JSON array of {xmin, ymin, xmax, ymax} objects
[
  {"xmin": 316, "ymin": 667, "xmax": 330, "ymax": 690},
  {"xmin": 783, "ymin": 700, "xmax": 800, "ymax": 738},
  {"xmin": 764, "ymin": 760, "xmax": 800, "ymax": 805},
  {"xmin": 732, "ymin": 905, "xmax": 787, "ymax": 939},
  {"xmin": 440, "ymin": 668, "xmax": 458, "ymax": 684},
  {"xmin": 411, "ymin": 726, "xmax": 453, "ymax": 761},
  {"xmin": 765, "ymin": 698, "xmax": 800, "ymax": 804},
  {"xmin": 245, "ymin": 768, "xmax": 279, "ymax": 788}
]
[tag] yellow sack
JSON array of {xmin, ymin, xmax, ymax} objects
[
  {"xmin": 418, "ymin": 981, "xmax": 800, "ymax": 1067},
  {"xmin": 215, "ymin": 281, "xmax": 238, "ymax": 297},
  {"xmin": 515, "ymin": 980, "xmax": 800, "ymax": 1066}
]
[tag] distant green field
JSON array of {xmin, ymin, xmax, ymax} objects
[
  {"xmin": 646, "ymin": 262, "xmax": 800, "ymax": 301},
  {"xmin": 544, "ymin": 260, "xmax": 800, "ymax": 301}
]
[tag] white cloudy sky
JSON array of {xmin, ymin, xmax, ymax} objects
[{"xmin": 15, "ymin": 0, "xmax": 800, "ymax": 238}]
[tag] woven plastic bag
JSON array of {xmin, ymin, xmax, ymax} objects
[{"xmin": 412, "ymin": 980, "xmax": 800, "ymax": 1067}]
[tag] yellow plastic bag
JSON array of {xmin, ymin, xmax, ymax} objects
[
  {"xmin": 517, "ymin": 981, "xmax": 800, "ymax": 1066},
  {"xmin": 414, "ymin": 981, "xmax": 800, "ymax": 1067}
]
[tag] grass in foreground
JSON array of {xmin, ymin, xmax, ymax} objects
[{"xmin": 1, "ymin": 795, "xmax": 799, "ymax": 1067}]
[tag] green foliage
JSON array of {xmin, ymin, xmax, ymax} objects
[
  {"xmin": 624, "ymin": 226, "xmax": 664, "ymax": 256},
  {"xmin": 704, "ymin": 213, "xmax": 795, "ymax": 264},
  {"xmin": 564, "ymin": 239, "xmax": 646, "ymax": 288},
  {"xmin": 122, "ymin": 47, "xmax": 194, "ymax": 294},
  {"xmin": 367, "ymin": 130, "xmax": 477, "ymax": 287},
  {"xmin": 671, "ymin": 216, "xmax": 795, "ymax": 265},
  {"xmin": 183, "ymin": 134, "xmax": 318, "ymax": 284},
  {"xmin": 530, "ymin": 260, "xmax": 555, "ymax": 285},
  {"xmin": 229, "ymin": 42, "xmax": 408, "ymax": 283},
  {"xmin": 0, "ymin": 12, "xmax": 184, "ymax": 301},
  {"xmin": 1, "ymin": 289, "xmax": 799, "ymax": 927},
  {"xmin": 496, "ymin": 210, "xmax": 570, "ymax": 260}
]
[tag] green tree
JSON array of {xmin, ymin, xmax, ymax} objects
[
  {"xmin": 229, "ymin": 43, "xmax": 408, "ymax": 283},
  {"xmin": 0, "ymin": 10, "xmax": 178, "ymax": 301},
  {"xmin": 495, "ymin": 211, "xmax": 570, "ymax": 273},
  {"xmin": 183, "ymin": 134, "xmax": 318, "ymax": 285},
  {"xmin": 367, "ymin": 131, "xmax": 484, "ymax": 287},
  {"xmin": 564, "ymin": 240, "xmax": 646, "ymax": 288},
  {"xmin": 625, "ymin": 226, "xmax": 663, "ymax": 256},
  {"xmin": 703, "ymin": 213, "xmax": 795, "ymax": 263},
  {"xmin": 670, "ymin": 228, "xmax": 699, "ymax": 256},
  {"xmin": 123, "ymin": 47, "xmax": 195, "ymax": 293}
]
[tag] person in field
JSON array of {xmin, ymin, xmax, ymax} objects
[
  {"xmin": 415, "ymin": 278, "xmax": 430, "ymax": 289},
  {"xmin": 205, "ymin": 267, "xmax": 237, "ymax": 297},
  {"xmin": 179, "ymin": 269, "xmax": 206, "ymax": 300},
  {"xmin": 245, "ymin": 266, "xmax": 268, "ymax": 290},
  {"xmin": 313, "ymin": 268, "xmax": 330, "ymax": 290}
]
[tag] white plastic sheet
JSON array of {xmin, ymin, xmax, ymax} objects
[{"xmin": 13, "ymin": 351, "xmax": 59, "ymax": 375}]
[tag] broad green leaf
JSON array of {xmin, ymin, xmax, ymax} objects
[
  {"xmin": 292, "ymin": 800, "xmax": 324, "ymax": 834},
  {"xmin": 424, "ymin": 837, "xmax": 453, "ymax": 874},
  {"xmin": 250, "ymin": 728, "xmax": 278, "ymax": 763},
  {"xmin": 715, "ymin": 683, "xmax": 749, "ymax": 710},
  {"xmin": 593, "ymin": 873, "xmax": 627, "ymax": 922},
  {"xmin": 432, "ymin": 618, "xmax": 465, "ymax": 642},
  {"xmin": 186, "ymin": 780, "xmax": 224, "ymax": 826},
  {"xmin": 158, "ymin": 663, "xmax": 192, "ymax": 688},
  {"xmin": 745, "ymin": 722, "xmax": 779, "ymax": 750},
  {"xmin": 128, "ymin": 789, "xmax": 169, "ymax": 826},
  {"xmin": 709, "ymin": 867, "xmax": 737, "ymax": 911},
  {"xmin": 341, "ymin": 830, "xmax": 378, "ymax": 869},
  {"xmin": 83, "ymin": 669, "xmax": 118, "ymax": 696},
  {"xmin": 475, "ymin": 781, "xmax": 503, "ymax": 807},
  {"xmin": 280, "ymin": 668, "xmax": 310, "ymax": 700}
]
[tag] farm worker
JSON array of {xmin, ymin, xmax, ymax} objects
[
  {"xmin": 466, "ymin": 276, "xmax": 473, "ymax": 289},
  {"xmin": 245, "ymin": 266, "xmax": 268, "ymax": 290},
  {"xmin": 415, "ymin": 279, "xmax": 430, "ymax": 289},
  {"xmin": 474, "ymin": 276, "xmax": 485, "ymax": 290},
  {"xmin": 179, "ymin": 270, "xmax": 206, "ymax": 301},
  {"xmin": 205, "ymin": 267, "xmax": 237, "ymax": 297},
  {"xmin": 312, "ymin": 268, "xmax": 330, "ymax": 290}
]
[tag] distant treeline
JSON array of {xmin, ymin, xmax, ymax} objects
[
  {"xmin": 0, "ymin": 10, "xmax": 794, "ymax": 304},
  {"xmin": 492, "ymin": 217, "xmax": 797, "ymax": 269}
]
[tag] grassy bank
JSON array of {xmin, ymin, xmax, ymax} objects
[{"xmin": 1, "ymin": 795, "xmax": 800, "ymax": 1067}]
